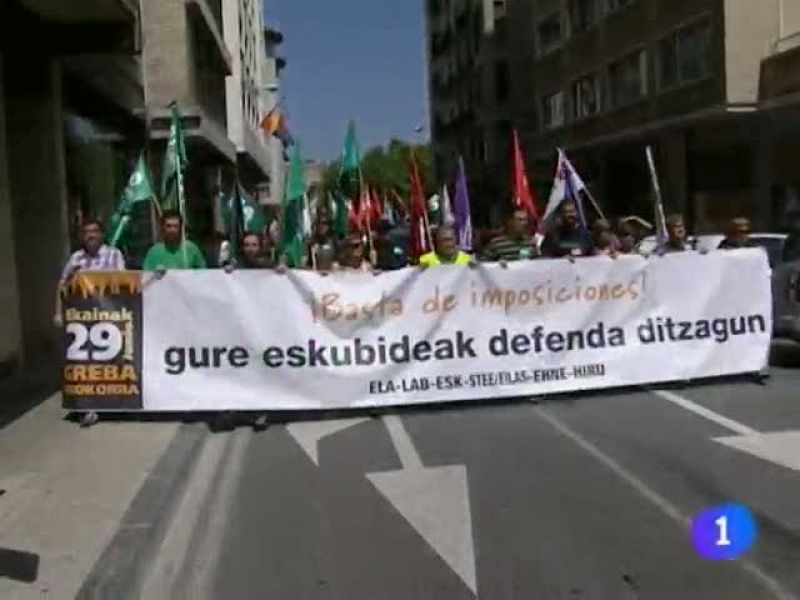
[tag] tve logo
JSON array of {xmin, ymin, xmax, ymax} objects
[{"xmin": 691, "ymin": 503, "xmax": 757, "ymax": 560}]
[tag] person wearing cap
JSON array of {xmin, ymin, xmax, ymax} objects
[{"xmin": 419, "ymin": 226, "xmax": 472, "ymax": 267}]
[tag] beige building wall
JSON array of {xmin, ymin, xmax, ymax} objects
[
  {"xmin": 780, "ymin": 0, "xmax": 800, "ymax": 40},
  {"xmin": 140, "ymin": 0, "xmax": 192, "ymax": 108},
  {"xmin": 723, "ymin": 0, "xmax": 779, "ymax": 104},
  {"xmin": 0, "ymin": 52, "xmax": 23, "ymax": 368},
  {"xmin": 222, "ymin": 0, "xmax": 271, "ymax": 176}
]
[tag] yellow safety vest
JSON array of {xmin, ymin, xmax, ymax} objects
[{"xmin": 419, "ymin": 251, "xmax": 472, "ymax": 267}]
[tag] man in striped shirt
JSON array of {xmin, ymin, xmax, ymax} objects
[
  {"xmin": 481, "ymin": 209, "xmax": 540, "ymax": 264},
  {"xmin": 54, "ymin": 218, "xmax": 125, "ymax": 327}
]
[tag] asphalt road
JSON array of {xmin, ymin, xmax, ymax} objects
[{"xmin": 87, "ymin": 346, "xmax": 800, "ymax": 600}]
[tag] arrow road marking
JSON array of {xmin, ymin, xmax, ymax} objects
[
  {"xmin": 653, "ymin": 390, "xmax": 800, "ymax": 473},
  {"xmin": 367, "ymin": 416, "xmax": 477, "ymax": 596},
  {"xmin": 653, "ymin": 390, "xmax": 758, "ymax": 436},
  {"xmin": 714, "ymin": 431, "xmax": 800, "ymax": 472},
  {"xmin": 383, "ymin": 414, "xmax": 423, "ymax": 469},
  {"xmin": 286, "ymin": 418, "xmax": 369, "ymax": 466}
]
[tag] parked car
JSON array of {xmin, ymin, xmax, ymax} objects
[
  {"xmin": 636, "ymin": 233, "xmax": 787, "ymax": 267},
  {"xmin": 773, "ymin": 233, "xmax": 800, "ymax": 343},
  {"xmin": 635, "ymin": 234, "xmax": 723, "ymax": 256}
]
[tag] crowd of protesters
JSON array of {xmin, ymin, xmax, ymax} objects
[{"xmin": 56, "ymin": 193, "xmax": 772, "ymax": 310}]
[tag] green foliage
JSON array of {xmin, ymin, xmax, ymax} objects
[{"xmin": 322, "ymin": 139, "xmax": 435, "ymax": 197}]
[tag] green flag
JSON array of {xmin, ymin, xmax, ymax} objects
[
  {"xmin": 220, "ymin": 183, "xmax": 268, "ymax": 256},
  {"xmin": 281, "ymin": 145, "xmax": 306, "ymax": 267},
  {"xmin": 160, "ymin": 103, "xmax": 187, "ymax": 214},
  {"xmin": 334, "ymin": 121, "xmax": 360, "ymax": 237},
  {"xmin": 108, "ymin": 151, "xmax": 156, "ymax": 247}
]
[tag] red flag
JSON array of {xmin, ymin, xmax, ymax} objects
[
  {"xmin": 408, "ymin": 151, "xmax": 432, "ymax": 260},
  {"xmin": 348, "ymin": 200, "xmax": 363, "ymax": 232},
  {"xmin": 512, "ymin": 129, "xmax": 540, "ymax": 226},
  {"xmin": 370, "ymin": 187, "xmax": 383, "ymax": 223}
]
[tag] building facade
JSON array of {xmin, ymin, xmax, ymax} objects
[
  {"xmin": 515, "ymin": 0, "xmax": 800, "ymax": 232},
  {"xmin": 0, "ymin": 0, "xmax": 142, "ymax": 371},
  {"xmin": 0, "ymin": 0, "xmax": 286, "ymax": 373},
  {"xmin": 222, "ymin": 0, "xmax": 272, "ymax": 188},
  {"xmin": 425, "ymin": 0, "xmax": 513, "ymax": 224}
]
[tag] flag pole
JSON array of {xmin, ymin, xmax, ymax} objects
[
  {"xmin": 646, "ymin": 145, "xmax": 668, "ymax": 241},
  {"xmin": 583, "ymin": 186, "xmax": 606, "ymax": 221},
  {"xmin": 143, "ymin": 108, "xmax": 160, "ymax": 248},
  {"xmin": 422, "ymin": 199, "xmax": 434, "ymax": 250},
  {"xmin": 176, "ymin": 143, "xmax": 187, "ymax": 266}
]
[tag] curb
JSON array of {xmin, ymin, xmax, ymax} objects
[{"xmin": 75, "ymin": 423, "xmax": 207, "ymax": 600}]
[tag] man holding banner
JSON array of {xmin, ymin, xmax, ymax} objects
[
  {"xmin": 54, "ymin": 218, "xmax": 125, "ymax": 328},
  {"xmin": 143, "ymin": 210, "xmax": 206, "ymax": 271},
  {"xmin": 541, "ymin": 200, "xmax": 592, "ymax": 258},
  {"xmin": 481, "ymin": 208, "xmax": 539, "ymax": 264},
  {"xmin": 419, "ymin": 226, "xmax": 472, "ymax": 267},
  {"xmin": 658, "ymin": 214, "xmax": 689, "ymax": 254}
]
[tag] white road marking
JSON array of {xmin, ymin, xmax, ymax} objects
[
  {"xmin": 286, "ymin": 418, "xmax": 369, "ymax": 466},
  {"xmin": 653, "ymin": 390, "xmax": 758, "ymax": 436},
  {"xmin": 383, "ymin": 415, "xmax": 423, "ymax": 469},
  {"xmin": 714, "ymin": 431, "xmax": 800, "ymax": 472},
  {"xmin": 366, "ymin": 416, "xmax": 477, "ymax": 596},
  {"xmin": 141, "ymin": 429, "xmax": 253, "ymax": 600},
  {"xmin": 653, "ymin": 390, "xmax": 800, "ymax": 474},
  {"xmin": 534, "ymin": 406, "xmax": 795, "ymax": 600}
]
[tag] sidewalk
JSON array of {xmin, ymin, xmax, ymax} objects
[
  {"xmin": 0, "ymin": 393, "xmax": 178, "ymax": 599},
  {"xmin": 0, "ymin": 365, "xmax": 59, "ymax": 430}
]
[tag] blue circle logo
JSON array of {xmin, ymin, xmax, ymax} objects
[{"xmin": 691, "ymin": 503, "xmax": 757, "ymax": 560}]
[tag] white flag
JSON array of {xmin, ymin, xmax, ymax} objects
[
  {"xmin": 302, "ymin": 194, "xmax": 312, "ymax": 238},
  {"xmin": 441, "ymin": 184, "xmax": 455, "ymax": 226},
  {"xmin": 543, "ymin": 149, "xmax": 587, "ymax": 224}
]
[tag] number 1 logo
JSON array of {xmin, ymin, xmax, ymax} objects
[{"xmin": 691, "ymin": 503, "xmax": 756, "ymax": 560}]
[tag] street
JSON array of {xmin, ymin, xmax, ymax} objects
[{"xmin": 54, "ymin": 344, "xmax": 800, "ymax": 599}]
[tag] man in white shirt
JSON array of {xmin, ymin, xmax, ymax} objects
[{"xmin": 54, "ymin": 218, "xmax": 125, "ymax": 327}]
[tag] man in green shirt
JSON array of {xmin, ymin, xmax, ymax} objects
[{"xmin": 143, "ymin": 209, "xmax": 206, "ymax": 270}]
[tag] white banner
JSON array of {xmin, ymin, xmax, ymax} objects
[{"xmin": 118, "ymin": 250, "xmax": 770, "ymax": 411}]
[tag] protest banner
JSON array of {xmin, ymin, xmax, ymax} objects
[{"xmin": 61, "ymin": 250, "xmax": 772, "ymax": 412}]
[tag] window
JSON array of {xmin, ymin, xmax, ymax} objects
[
  {"xmin": 659, "ymin": 19, "xmax": 712, "ymax": 90},
  {"xmin": 537, "ymin": 12, "xmax": 562, "ymax": 56},
  {"xmin": 493, "ymin": 0, "xmax": 507, "ymax": 20},
  {"xmin": 571, "ymin": 73, "xmax": 603, "ymax": 119},
  {"xmin": 609, "ymin": 49, "xmax": 647, "ymax": 108},
  {"xmin": 601, "ymin": 0, "xmax": 634, "ymax": 15},
  {"xmin": 494, "ymin": 61, "xmax": 510, "ymax": 104},
  {"xmin": 540, "ymin": 91, "xmax": 565, "ymax": 130},
  {"xmin": 568, "ymin": 0, "xmax": 599, "ymax": 35}
]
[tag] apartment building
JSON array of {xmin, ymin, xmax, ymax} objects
[
  {"xmin": 517, "ymin": 0, "xmax": 800, "ymax": 231},
  {"xmin": 0, "ymin": 0, "xmax": 287, "ymax": 373},
  {"xmin": 222, "ymin": 0, "xmax": 272, "ymax": 191},
  {"xmin": 0, "ymin": 0, "xmax": 142, "ymax": 370},
  {"xmin": 425, "ymin": 0, "xmax": 513, "ymax": 223},
  {"xmin": 140, "ymin": 0, "xmax": 235, "ymax": 246}
]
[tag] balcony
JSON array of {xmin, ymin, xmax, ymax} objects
[
  {"xmin": 18, "ymin": 0, "xmax": 136, "ymax": 22},
  {"xmin": 760, "ymin": 43, "xmax": 800, "ymax": 101},
  {"xmin": 11, "ymin": 0, "xmax": 138, "ymax": 52}
]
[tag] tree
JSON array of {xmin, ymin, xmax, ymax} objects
[{"xmin": 323, "ymin": 139, "xmax": 436, "ymax": 198}]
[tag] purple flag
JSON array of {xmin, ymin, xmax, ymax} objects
[{"xmin": 453, "ymin": 156, "xmax": 473, "ymax": 250}]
